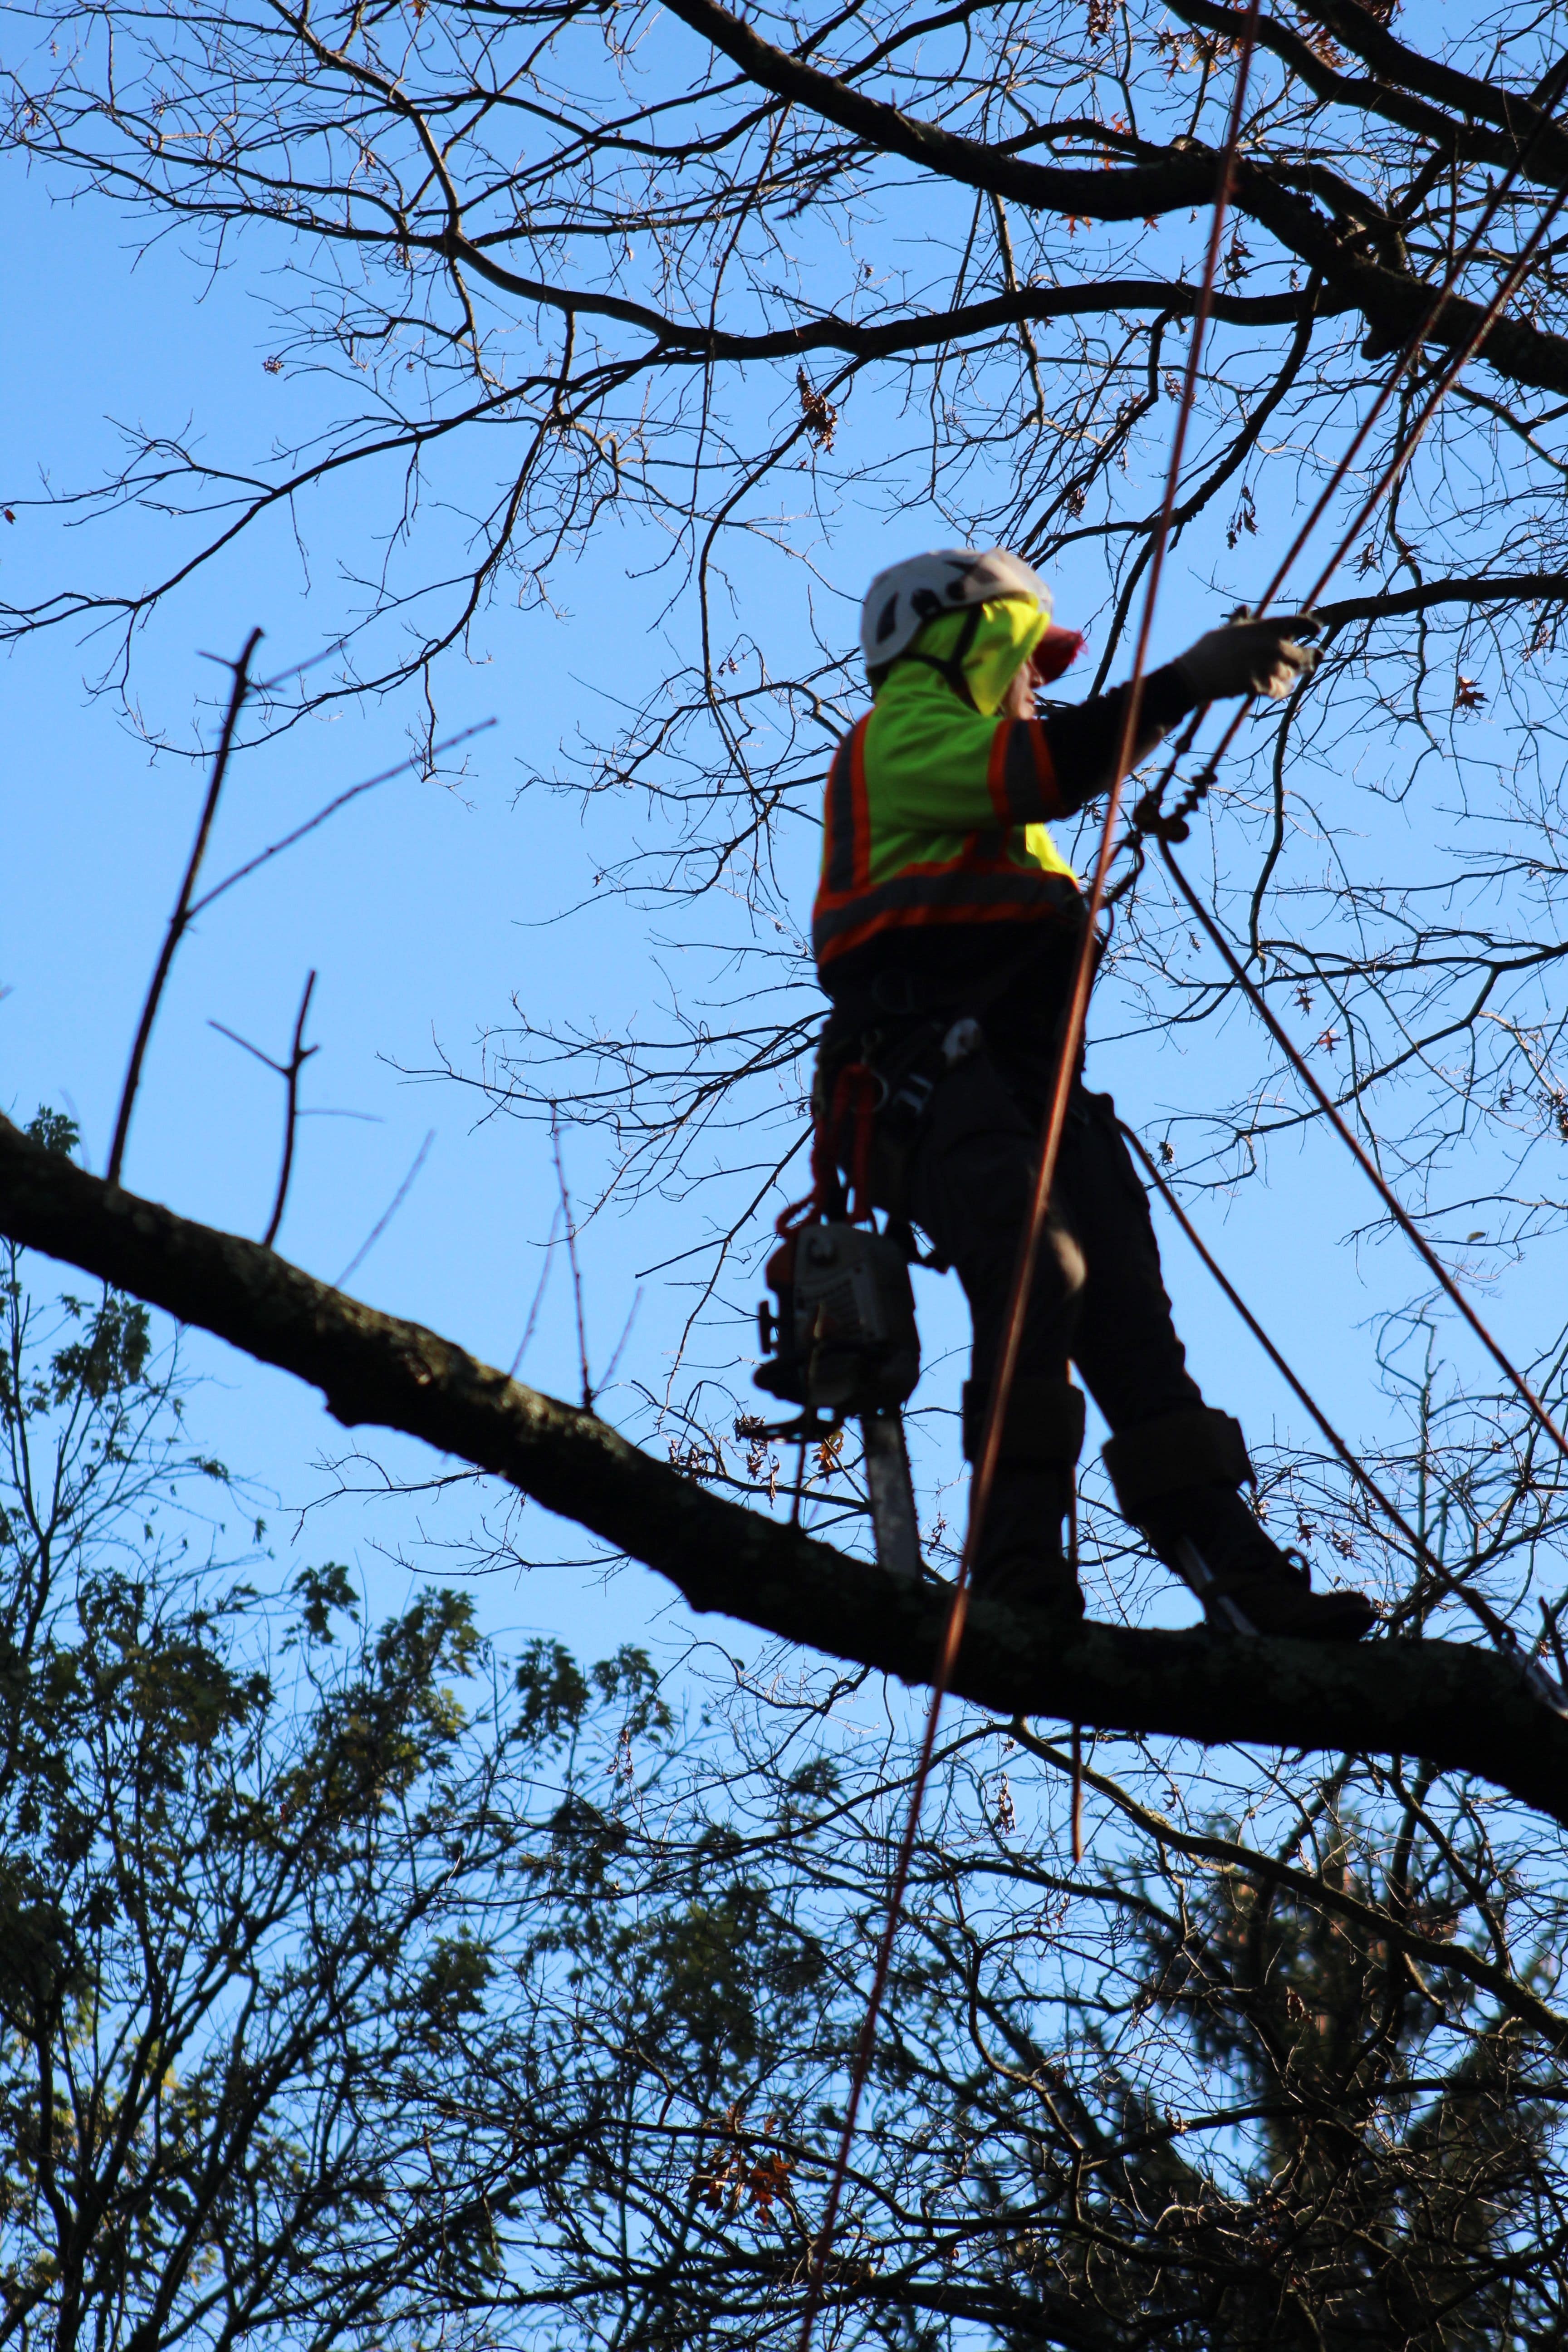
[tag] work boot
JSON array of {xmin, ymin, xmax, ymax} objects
[
  {"xmin": 970, "ymin": 1468, "xmax": 1086, "ymax": 1623},
  {"xmin": 1138, "ymin": 1481, "xmax": 1376, "ymax": 1643},
  {"xmin": 1102, "ymin": 1407, "xmax": 1376, "ymax": 1643},
  {"xmin": 961, "ymin": 1376, "xmax": 1088, "ymax": 1622}
]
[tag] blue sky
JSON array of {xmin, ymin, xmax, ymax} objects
[{"xmin": 3, "ymin": 130, "xmax": 1554, "ymax": 1666}]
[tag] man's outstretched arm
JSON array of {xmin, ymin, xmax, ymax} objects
[{"xmin": 1036, "ymin": 612, "xmax": 1321, "ymax": 815}]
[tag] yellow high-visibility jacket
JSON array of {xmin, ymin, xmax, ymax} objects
[{"xmin": 813, "ymin": 598, "xmax": 1091, "ymax": 977}]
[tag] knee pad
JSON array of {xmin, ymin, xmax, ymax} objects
[
  {"xmin": 1101, "ymin": 1406, "xmax": 1251, "ymax": 1522},
  {"xmin": 963, "ymin": 1375, "xmax": 1086, "ymax": 1469}
]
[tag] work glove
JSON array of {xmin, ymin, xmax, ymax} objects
[{"xmin": 1174, "ymin": 611, "xmax": 1321, "ymax": 703}]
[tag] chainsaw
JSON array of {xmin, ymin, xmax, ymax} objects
[{"xmin": 754, "ymin": 1219, "xmax": 924, "ymax": 1583}]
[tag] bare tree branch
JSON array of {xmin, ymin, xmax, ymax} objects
[
  {"xmin": 664, "ymin": 0, "xmax": 1568, "ymax": 393},
  {"xmin": 4, "ymin": 1109, "xmax": 1568, "ymax": 1824}
]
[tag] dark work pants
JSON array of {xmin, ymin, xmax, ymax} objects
[{"xmin": 906, "ymin": 1049, "xmax": 1206, "ymax": 1437}]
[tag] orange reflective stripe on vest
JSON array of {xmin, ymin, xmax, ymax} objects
[
  {"xmin": 813, "ymin": 710, "xmax": 1083, "ymax": 968},
  {"xmin": 820, "ymin": 719, "xmax": 867, "ymax": 902}
]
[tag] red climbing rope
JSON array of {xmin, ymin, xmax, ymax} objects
[
  {"xmin": 1137, "ymin": 154, "xmax": 1568, "ymax": 853},
  {"xmin": 1268, "ymin": 81, "xmax": 1568, "ymax": 621},
  {"xmin": 1159, "ymin": 840, "xmax": 1568, "ymax": 1469},
  {"xmin": 794, "ymin": 52, "xmax": 1568, "ymax": 2350},
  {"xmin": 1122, "ymin": 1119, "xmax": 1565, "ymax": 1698},
  {"xmin": 791, "ymin": 15, "xmax": 1266, "ymax": 2339},
  {"xmin": 774, "ymin": 1059, "xmax": 881, "ymax": 1241},
  {"xmin": 1113, "ymin": 140, "xmax": 1568, "ymax": 1480}
]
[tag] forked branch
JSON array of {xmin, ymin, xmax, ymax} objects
[{"xmin": 107, "ymin": 628, "xmax": 262, "ymax": 1186}]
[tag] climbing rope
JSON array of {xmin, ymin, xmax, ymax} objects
[
  {"xmin": 1112, "ymin": 141, "xmax": 1568, "ymax": 1482},
  {"xmin": 795, "ymin": 52, "xmax": 1568, "ymax": 2346},
  {"xmin": 1130, "ymin": 147, "xmax": 1568, "ymax": 857},
  {"xmin": 792, "ymin": 14, "xmax": 1266, "ymax": 2339},
  {"xmin": 1122, "ymin": 1122, "xmax": 1568, "ymax": 1711},
  {"xmin": 1157, "ymin": 842, "xmax": 1568, "ymax": 1470}
]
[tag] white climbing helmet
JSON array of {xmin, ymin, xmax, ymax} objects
[{"xmin": 859, "ymin": 546, "xmax": 1055, "ymax": 672}]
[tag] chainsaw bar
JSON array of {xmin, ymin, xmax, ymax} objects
[
  {"xmin": 862, "ymin": 1410, "xmax": 921, "ymax": 1584},
  {"xmin": 1172, "ymin": 1536, "xmax": 1258, "ymax": 1637}
]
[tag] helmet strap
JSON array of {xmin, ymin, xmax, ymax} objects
[{"xmin": 897, "ymin": 603, "xmax": 985, "ymax": 707}]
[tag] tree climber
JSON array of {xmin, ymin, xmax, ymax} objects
[{"xmin": 813, "ymin": 547, "xmax": 1376, "ymax": 1641}]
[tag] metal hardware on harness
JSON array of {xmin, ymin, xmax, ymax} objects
[
  {"xmin": 755, "ymin": 1222, "xmax": 920, "ymax": 1419},
  {"xmin": 942, "ymin": 1016, "xmax": 982, "ymax": 1067},
  {"xmin": 885, "ymin": 1068, "xmax": 935, "ymax": 1128},
  {"xmin": 878, "ymin": 1017, "xmax": 982, "ymax": 1135}
]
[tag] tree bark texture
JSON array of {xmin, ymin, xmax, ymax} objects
[{"xmin": 4, "ymin": 1111, "xmax": 1567, "ymax": 1827}]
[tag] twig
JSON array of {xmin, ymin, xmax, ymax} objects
[
  {"xmin": 334, "ymin": 1130, "xmax": 434, "ymax": 1288},
  {"xmin": 265, "ymin": 973, "xmax": 317, "ymax": 1248},
  {"xmin": 509, "ymin": 1200, "xmax": 564, "ymax": 1377},
  {"xmin": 789, "ymin": 1435, "xmax": 809, "ymax": 1529},
  {"xmin": 209, "ymin": 969, "xmax": 319, "ymax": 1247},
  {"xmin": 1070, "ymin": 1727, "xmax": 1085, "ymax": 1866},
  {"xmin": 186, "ymin": 718, "xmax": 495, "ymax": 922},
  {"xmin": 1068, "ymin": 1460, "xmax": 1084, "ymax": 1864},
  {"xmin": 108, "ymin": 627, "xmax": 262, "ymax": 1185},
  {"xmin": 599, "ymin": 1285, "xmax": 644, "ymax": 1393},
  {"xmin": 550, "ymin": 1111, "xmax": 593, "ymax": 1407},
  {"xmin": 254, "ymin": 637, "xmax": 350, "ymax": 696},
  {"xmin": 1544, "ymin": 1598, "xmax": 1568, "ymax": 1692}
]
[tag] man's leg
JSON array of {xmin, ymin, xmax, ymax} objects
[
  {"xmin": 1045, "ymin": 1085, "xmax": 1205, "ymax": 1428},
  {"xmin": 1055, "ymin": 1088, "xmax": 1375, "ymax": 1641},
  {"xmin": 906, "ymin": 1052, "xmax": 1088, "ymax": 1613}
]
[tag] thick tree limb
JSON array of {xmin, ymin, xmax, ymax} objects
[
  {"xmin": 438, "ymin": 232, "xmax": 1323, "ymax": 349},
  {"xmin": 3, "ymin": 1113, "xmax": 1568, "ymax": 1825},
  {"xmin": 1296, "ymin": 0, "xmax": 1568, "ymax": 163},
  {"xmin": 663, "ymin": 0, "xmax": 1568, "ymax": 396},
  {"xmin": 658, "ymin": 0, "xmax": 1221, "ymax": 221},
  {"xmin": 1173, "ymin": 0, "xmax": 1568, "ymax": 186},
  {"xmin": 1317, "ymin": 571, "xmax": 1568, "ymax": 628}
]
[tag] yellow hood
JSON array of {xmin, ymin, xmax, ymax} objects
[{"xmin": 901, "ymin": 596, "xmax": 1049, "ymax": 716}]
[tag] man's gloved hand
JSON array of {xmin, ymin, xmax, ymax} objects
[{"xmin": 1174, "ymin": 612, "xmax": 1321, "ymax": 703}]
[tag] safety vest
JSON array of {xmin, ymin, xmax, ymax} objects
[{"xmin": 812, "ymin": 600, "xmax": 1085, "ymax": 973}]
